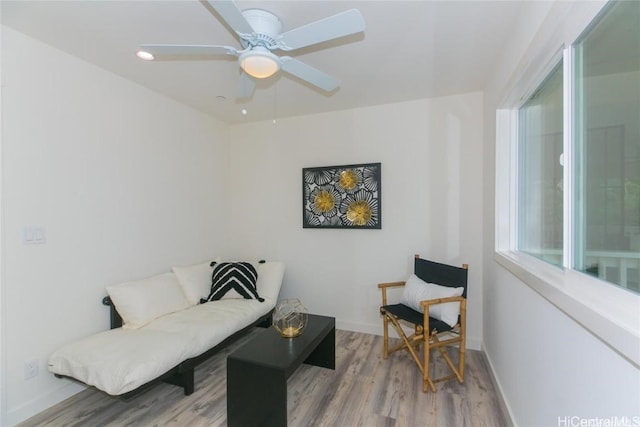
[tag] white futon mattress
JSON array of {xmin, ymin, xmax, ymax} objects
[{"xmin": 48, "ymin": 298, "xmax": 274, "ymax": 395}]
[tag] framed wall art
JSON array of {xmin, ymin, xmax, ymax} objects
[{"xmin": 302, "ymin": 162, "xmax": 381, "ymax": 229}]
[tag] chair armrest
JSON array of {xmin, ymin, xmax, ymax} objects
[
  {"xmin": 378, "ymin": 281, "xmax": 405, "ymax": 305},
  {"xmin": 420, "ymin": 296, "xmax": 467, "ymax": 329},
  {"xmin": 419, "ymin": 295, "xmax": 465, "ymax": 309},
  {"xmin": 377, "ymin": 281, "xmax": 406, "ymax": 289}
]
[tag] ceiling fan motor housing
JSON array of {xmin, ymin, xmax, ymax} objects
[{"xmin": 241, "ymin": 9, "xmax": 283, "ymax": 48}]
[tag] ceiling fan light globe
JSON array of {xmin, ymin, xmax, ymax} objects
[{"xmin": 240, "ymin": 50, "xmax": 280, "ymax": 79}]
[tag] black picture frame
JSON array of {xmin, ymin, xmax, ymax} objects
[{"xmin": 302, "ymin": 162, "xmax": 381, "ymax": 229}]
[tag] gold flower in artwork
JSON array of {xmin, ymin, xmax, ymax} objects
[
  {"xmin": 314, "ymin": 190, "xmax": 335, "ymax": 213},
  {"xmin": 339, "ymin": 170, "xmax": 358, "ymax": 190},
  {"xmin": 346, "ymin": 200, "xmax": 372, "ymax": 226}
]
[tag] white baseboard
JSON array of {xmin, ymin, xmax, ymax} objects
[
  {"xmin": 335, "ymin": 319, "xmax": 381, "ymax": 336},
  {"xmin": 481, "ymin": 344, "xmax": 516, "ymax": 426},
  {"xmin": 336, "ymin": 319, "xmax": 482, "ymax": 351},
  {"xmin": 6, "ymin": 381, "xmax": 85, "ymax": 427}
]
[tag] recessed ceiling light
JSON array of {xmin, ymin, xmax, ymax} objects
[
  {"xmin": 136, "ymin": 50, "xmax": 154, "ymax": 61},
  {"xmin": 241, "ymin": 108, "xmax": 248, "ymax": 115}
]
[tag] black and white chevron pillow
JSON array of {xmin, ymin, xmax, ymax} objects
[{"xmin": 201, "ymin": 262, "xmax": 264, "ymax": 303}]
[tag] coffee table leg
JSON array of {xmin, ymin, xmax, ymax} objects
[
  {"xmin": 304, "ymin": 325, "xmax": 335, "ymax": 369},
  {"xmin": 227, "ymin": 359, "xmax": 287, "ymax": 427}
]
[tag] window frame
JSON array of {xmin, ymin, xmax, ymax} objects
[
  {"xmin": 515, "ymin": 58, "xmax": 565, "ymax": 266},
  {"xmin": 495, "ymin": 0, "xmax": 639, "ymax": 367}
]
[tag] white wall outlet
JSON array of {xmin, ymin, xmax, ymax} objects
[{"xmin": 24, "ymin": 358, "xmax": 39, "ymax": 380}]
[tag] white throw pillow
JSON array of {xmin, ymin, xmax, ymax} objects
[
  {"xmin": 106, "ymin": 272, "xmax": 190, "ymax": 329},
  {"xmin": 400, "ymin": 274, "xmax": 464, "ymax": 327},
  {"xmin": 255, "ymin": 261, "xmax": 285, "ymax": 302},
  {"xmin": 172, "ymin": 257, "xmax": 221, "ymax": 305}
]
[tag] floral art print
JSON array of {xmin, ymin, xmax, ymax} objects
[{"xmin": 302, "ymin": 163, "xmax": 381, "ymax": 229}]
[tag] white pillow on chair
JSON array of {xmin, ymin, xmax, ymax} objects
[{"xmin": 400, "ymin": 274, "xmax": 464, "ymax": 327}]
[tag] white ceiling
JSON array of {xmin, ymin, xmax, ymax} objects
[{"xmin": 1, "ymin": 0, "xmax": 525, "ymax": 124}]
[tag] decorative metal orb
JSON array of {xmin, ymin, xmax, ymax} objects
[{"xmin": 273, "ymin": 299, "xmax": 308, "ymax": 338}]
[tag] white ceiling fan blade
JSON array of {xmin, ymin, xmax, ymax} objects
[
  {"xmin": 280, "ymin": 57, "xmax": 339, "ymax": 92},
  {"xmin": 206, "ymin": 0, "xmax": 254, "ymax": 36},
  {"xmin": 236, "ymin": 72, "xmax": 256, "ymax": 99},
  {"xmin": 278, "ymin": 9, "xmax": 365, "ymax": 51},
  {"xmin": 139, "ymin": 44, "xmax": 238, "ymax": 59}
]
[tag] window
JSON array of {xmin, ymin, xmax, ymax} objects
[
  {"xmin": 515, "ymin": 0, "xmax": 639, "ymax": 293},
  {"xmin": 496, "ymin": 0, "xmax": 639, "ymax": 367},
  {"xmin": 517, "ymin": 63, "xmax": 564, "ymax": 267},
  {"xmin": 573, "ymin": 1, "xmax": 640, "ymax": 292}
]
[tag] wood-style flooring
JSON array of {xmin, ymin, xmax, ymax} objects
[{"xmin": 20, "ymin": 329, "xmax": 511, "ymax": 426}]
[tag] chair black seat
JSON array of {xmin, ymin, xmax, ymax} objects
[{"xmin": 382, "ymin": 303, "xmax": 453, "ymax": 334}]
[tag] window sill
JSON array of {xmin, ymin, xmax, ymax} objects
[{"xmin": 494, "ymin": 251, "xmax": 640, "ymax": 367}]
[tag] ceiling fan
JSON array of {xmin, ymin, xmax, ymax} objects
[{"xmin": 136, "ymin": 1, "xmax": 365, "ymax": 99}]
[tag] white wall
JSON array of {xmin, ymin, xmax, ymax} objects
[
  {"xmin": 1, "ymin": 27, "xmax": 231, "ymax": 425},
  {"xmin": 482, "ymin": 1, "xmax": 640, "ymax": 425},
  {"xmin": 0, "ymin": 6, "xmax": 5, "ymax": 424},
  {"xmin": 227, "ymin": 94, "xmax": 484, "ymax": 347}
]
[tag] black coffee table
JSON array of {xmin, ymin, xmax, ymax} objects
[{"xmin": 226, "ymin": 314, "xmax": 335, "ymax": 427}]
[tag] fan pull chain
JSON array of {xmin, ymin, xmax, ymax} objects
[{"xmin": 272, "ymin": 83, "xmax": 277, "ymax": 124}]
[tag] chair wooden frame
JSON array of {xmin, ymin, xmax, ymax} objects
[{"xmin": 378, "ymin": 255, "xmax": 468, "ymax": 392}]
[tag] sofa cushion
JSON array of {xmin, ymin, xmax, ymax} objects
[
  {"xmin": 48, "ymin": 327, "xmax": 191, "ymax": 395},
  {"xmin": 147, "ymin": 298, "xmax": 275, "ymax": 359},
  {"xmin": 106, "ymin": 272, "xmax": 190, "ymax": 329},
  {"xmin": 202, "ymin": 262, "xmax": 264, "ymax": 302},
  {"xmin": 172, "ymin": 257, "xmax": 221, "ymax": 305}
]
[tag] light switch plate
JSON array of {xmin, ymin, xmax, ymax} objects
[{"xmin": 22, "ymin": 226, "xmax": 46, "ymax": 245}]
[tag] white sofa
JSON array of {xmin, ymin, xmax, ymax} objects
[{"xmin": 48, "ymin": 260, "xmax": 285, "ymax": 397}]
